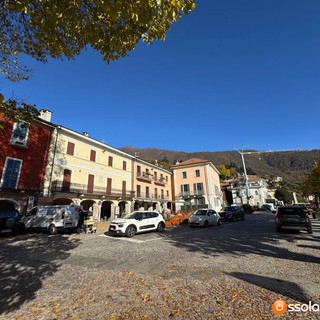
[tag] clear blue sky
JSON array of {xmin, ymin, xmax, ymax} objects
[{"xmin": 1, "ymin": 1, "xmax": 320, "ymax": 153}]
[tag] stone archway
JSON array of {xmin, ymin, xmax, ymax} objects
[
  {"xmin": 118, "ymin": 201, "xmax": 127, "ymax": 217},
  {"xmin": 133, "ymin": 201, "xmax": 139, "ymax": 211},
  {"xmin": 101, "ymin": 201, "xmax": 113, "ymax": 220},
  {"xmin": 81, "ymin": 200, "xmax": 96, "ymax": 210},
  {"xmin": 0, "ymin": 199, "xmax": 18, "ymax": 211},
  {"xmin": 53, "ymin": 198, "xmax": 73, "ymax": 205}
]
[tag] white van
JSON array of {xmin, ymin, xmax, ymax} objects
[{"xmin": 21, "ymin": 205, "xmax": 82, "ymax": 234}]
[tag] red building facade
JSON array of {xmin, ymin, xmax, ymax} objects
[{"xmin": 0, "ymin": 113, "xmax": 55, "ymax": 213}]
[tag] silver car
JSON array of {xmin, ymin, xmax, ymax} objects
[
  {"xmin": 21, "ymin": 205, "xmax": 81, "ymax": 235},
  {"xmin": 189, "ymin": 209, "xmax": 221, "ymax": 227}
]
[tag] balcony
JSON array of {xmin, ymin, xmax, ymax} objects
[
  {"xmin": 1, "ymin": 178, "xmax": 41, "ymax": 191},
  {"xmin": 154, "ymin": 177, "xmax": 167, "ymax": 186},
  {"xmin": 176, "ymin": 190, "xmax": 205, "ymax": 199},
  {"xmin": 51, "ymin": 181, "xmax": 135, "ymax": 199},
  {"xmin": 136, "ymin": 172, "xmax": 152, "ymax": 183},
  {"xmin": 135, "ymin": 192, "xmax": 169, "ymax": 201}
]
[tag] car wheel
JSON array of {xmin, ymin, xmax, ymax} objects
[
  {"xmin": 217, "ymin": 219, "xmax": 221, "ymax": 226},
  {"xmin": 241, "ymin": 214, "xmax": 245, "ymax": 220},
  {"xmin": 232, "ymin": 215, "xmax": 236, "ymax": 222},
  {"xmin": 307, "ymin": 226, "xmax": 313, "ymax": 234},
  {"xmin": 204, "ymin": 220, "xmax": 209, "ymax": 228},
  {"xmin": 48, "ymin": 224, "xmax": 57, "ymax": 235},
  {"xmin": 157, "ymin": 222, "xmax": 165, "ymax": 232},
  {"xmin": 125, "ymin": 225, "xmax": 136, "ymax": 238}
]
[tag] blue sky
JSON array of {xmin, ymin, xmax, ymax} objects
[{"xmin": 1, "ymin": 0, "xmax": 320, "ymax": 152}]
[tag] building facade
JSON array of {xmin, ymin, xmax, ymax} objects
[
  {"xmin": 172, "ymin": 158, "xmax": 223, "ymax": 212},
  {"xmin": 0, "ymin": 111, "xmax": 54, "ymax": 213},
  {"xmin": 131, "ymin": 158, "xmax": 172, "ymax": 212},
  {"xmin": 43, "ymin": 126, "xmax": 134, "ymax": 220},
  {"xmin": 222, "ymin": 175, "xmax": 269, "ymax": 207}
]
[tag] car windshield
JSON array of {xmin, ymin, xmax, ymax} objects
[
  {"xmin": 222, "ymin": 207, "xmax": 234, "ymax": 211},
  {"xmin": 0, "ymin": 211, "xmax": 17, "ymax": 218},
  {"xmin": 278, "ymin": 207, "xmax": 304, "ymax": 215},
  {"xmin": 194, "ymin": 210, "xmax": 208, "ymax": 215},
  {"xmin": 123, "ymin": 212, "xmax": 140, "ymax": 219}
]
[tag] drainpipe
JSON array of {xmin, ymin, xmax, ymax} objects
[
  {"xmin": 39, "ymin": 128, "xmax": 53, "ymax": 193},
  {"xmin": 48, "ymin": 126, "xmax": 60, "ymax": 196}
]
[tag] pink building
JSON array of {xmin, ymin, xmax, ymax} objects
[
  {"xmin": 131, "ymin": 158, "xmax": 172, "ymax": 212},
  {"xmin": 172, "ymin": 158, "xmax": 222, "ymax": 212}
]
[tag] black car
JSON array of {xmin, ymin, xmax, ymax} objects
[
  {"xmin": 275, "ymin": 206, "xmax": 312, "ymax": 234},
  {"xmin": 219, "ymin": 206, "xmax": 245, "ymax": 222},
  {"xmin": 0, "ymin": 210, "xmax": 22, "ymax": 235}
]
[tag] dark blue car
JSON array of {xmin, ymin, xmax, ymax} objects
[
  {"xmin": 219, "ymin": 206, "xmax": 245, "ymax": 222},
  {"xmin": 0, "ymin": 210, "xmax": 22, "ymax": 235}
]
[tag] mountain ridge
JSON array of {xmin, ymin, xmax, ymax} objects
[{"xmin": 119, "ymin": 147, "xmax": 320, "ymax": 182}]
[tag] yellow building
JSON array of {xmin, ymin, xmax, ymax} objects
[
  {"xmin": 43, "ymin": 126, "xmax": 134, "ymax": 220},
  {"xmin": 132, "ymin": 158, "xmax": 172, "ymax": 212}
]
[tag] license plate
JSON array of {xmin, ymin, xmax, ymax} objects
[{"xmin": 0, "ymin": 229, "xmax": 11, "ymax": 233}]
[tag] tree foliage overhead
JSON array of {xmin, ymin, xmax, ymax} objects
[{"xmin": 0, "ymin": 0, "xmax": 196, "ymax": 82}]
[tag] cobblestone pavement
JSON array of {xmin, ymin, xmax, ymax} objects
[{"xmin": 1, "ymin": 212, "xmax": 320, "ymax": 319}]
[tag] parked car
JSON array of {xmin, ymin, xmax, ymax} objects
[
  {"xmin": 275, "ymin": 206, "xmax": 313, "ymax": 234},
  {"xmin": 21, "ymin": 205, "xmax": 82, "ymax": 235},
  {"xmin": 261, "ymin": 204, "xmax": 272, "ymax": 211},
  {"xmin": 108, "ymin": 211, "xmax": 165, "ymax": 237},
  {"xmin": 219, "ymin": 206, "xmax": 245, "ymax": 222},
  {"xmin": 188, "ymin": 209, "xmax": 221, "ymax": 227},
  {"xmin": 0, "ymin": 210, "xmax": 22, "ymax": 235}
]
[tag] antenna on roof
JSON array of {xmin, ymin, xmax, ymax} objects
[{"xmin": 135, "ymin": 152, "xmax": 139, "ymax": 158}]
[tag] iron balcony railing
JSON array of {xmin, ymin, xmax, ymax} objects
[
  {"xmin": 135, "ymin": 192, "xmax": 169, "ymax": 201},
  {"xmin": 177, "ymin": 190, "xmax": 205, "ymax": 198},
  {"xmin": 51, "ymin": 181, "xmax": 135, "ymax": 198}
]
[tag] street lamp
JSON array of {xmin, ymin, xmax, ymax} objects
[{"xmin": 233, "ymin": 147, "xmax": 303, "ymax": 205}]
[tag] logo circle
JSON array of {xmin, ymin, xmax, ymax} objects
[{"xmin": 272, "ymin": 300, "xmax": 287, "ymax": 315}]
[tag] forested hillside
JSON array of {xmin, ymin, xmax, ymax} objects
[{"xmin": 119, "ymin": 147, "xmax": 320, "ymax": 182}]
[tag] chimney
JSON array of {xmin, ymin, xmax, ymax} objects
[
  {"xmin": 39, "ymin": 109, "xmax": 52, "ymax": 122},
  {"xmin": 83, "ymin": 132, "xmax": 89, "ymax": 137}
]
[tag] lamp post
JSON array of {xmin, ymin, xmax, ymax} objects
[{"xmin": 233, "ymin": 147, "xmax": 303, "ymax": 205}]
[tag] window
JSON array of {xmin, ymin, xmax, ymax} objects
[
  {"xmin": 10, "ymin": 122, "xmax": 29, "ymax": 147},
  {"xmin": 106, "ymin": 178, "xmax": 112, "ymax": 195},
  {"xmin": 123, "ymin": 161, "xmax": 127, "ymax": 171},
  {"xmin": 166, "ymin": 176, "xmax": 168, "ymax": 182},
  {"xmin": 137, "ymin": 185, "xmax": 141, "ymax": 197},
  {"xmin": 160, "ymin": 174, "xmax": 163, "ymax": 181},
  {"xmin": 87, "ymin": 174, "xmax": 94, "ymax": 193},
  {"xmin": 214, "ymin": 185, "xmax": 220, "ymax": 196},
  {"xmin": 195, "ymin": 169, "xmax": 200, "ymax": 177},
  {"xmin": 182, "ymin": 171, "xmax": 187, "ymax": 179},
  {"xmin": 146, "ymin": 186, "xmax": 150, "ymax": 198},
  {"xmin": 122, "ymin": 181, "xmax": 126, "ymax": 196},
  {"xmin": 1, "ymin": 157, "xmax": 22, "ymax": 189},
  {"xmin": 161, "ymin": 189, "xmax": 164, "ymax": 199},
  {"xmin": 108, "ymin": 156, "xmax": 113, "ymax": 167},
  {"xmin": 154, "ymin": 188, "xmax": 158, "ymax": 198},
  {"xmin": 166, "ymin": 190, "xmax": 169, "ymax": 197},
  {"xmin": 90, "ymin": 150, "xmax": 96, "ymax": 162},
  {"xmin": 66, "ymin": 142, "xmax": 75, "ymax": 156},
  {"xmin": 180, "ymin": 184, "xmax": 190, "ymax": 195},
  {"xmin": 137, "ymin": 165, "xmax": 141, "ymax": 175},
  {"xmin": 62, "ymin": 169, "xmax": 72, "ymax": 192},
  {"xmin": 193, "ymin": 183, "xmax": 204, "ymax": 195},
  {"xmin": 255, "ymin": 190, "xmax": 259, "ymax": 196},
  {"xmin": 154, "ymin": 172, "xmax": 158, "ymax": 180}
]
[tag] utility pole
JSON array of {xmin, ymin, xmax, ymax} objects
[{"xmin": 233, "ymin": 147, "xmax": 302, "ymax": 205}]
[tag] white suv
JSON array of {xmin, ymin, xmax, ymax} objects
[{"xmin": 109, "ymin": 211, "xmax": 165, "ymax": 237}]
